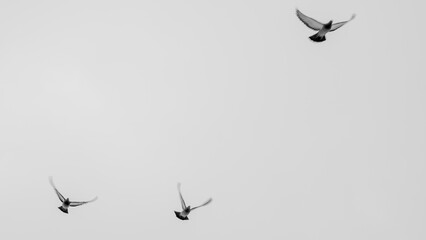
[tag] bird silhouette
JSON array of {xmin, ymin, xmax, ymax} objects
[
  {"xmin": 296, "ymin": 9, "xmax": 355, "ymax": 42},
  {"xmin": 174, "ymin": 183, "xmax": 212, "ymax": 220},
  {"xmin": 49, "ymin": 177, "xmax": 97, "ymax": 214}
]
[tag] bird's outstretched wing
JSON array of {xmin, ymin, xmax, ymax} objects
[
  {"xmin": 190, "ymin": 198, "xmax": 212, "ymax": 211},
  {"xmin": 296, "ymin": 9, "xmax": 324, "ymax": 31},
  {"xmin": 49, "ymin": 176, "xmax": 65, "ymax": 203},
  {"xmin": 330, "ymin": 14, "xmax": 356, "ymax": 32},
  {"xmin": 177, "ymin": 183, "xmax": 187, "ymax": 210},
  {"xmin": 69, "ymin": 196, "xmax": 98, "ymax": 207}
]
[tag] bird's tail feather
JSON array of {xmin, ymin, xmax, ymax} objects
[
  {"xmin": 58, "ymin": 206, "xmax": 68, "ymax": 214},
  {"xmin": 309, "ymin": 33, "xmax": 326, "ymax": 42},
  {"xmin": 174, "ymin": 211, "xmax": 189, "ymax": 220}
]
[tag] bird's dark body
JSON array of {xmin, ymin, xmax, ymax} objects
[
  {"xmin": 310, "ymin": 21, "xmax": 332, "ymax": 42},
  {"xmin": 58, "ymin": 198, "xmax": 70, "ymax": 214},
  {"xmin": 324, "ymin": 21, "xmax": 333, "ymax": 30}
]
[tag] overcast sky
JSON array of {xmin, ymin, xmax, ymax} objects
[{"xmin": 0, "ymin": 0, "xmax": 425, "ymax": 239}]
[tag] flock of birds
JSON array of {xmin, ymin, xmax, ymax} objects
[
  {"xmin": 47, "ymin": 8, "xmax": 356, "ymax": 220},
  {"xmin": 49, "ymin": 177, "xmax": 212, "ymax": 220}
]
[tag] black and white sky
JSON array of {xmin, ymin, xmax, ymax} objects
[{"xmin": 0, "ymin": 0, "xmax": 425, "ymax": 239}]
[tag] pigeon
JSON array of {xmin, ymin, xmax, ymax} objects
[
  {"xmin": 174, "ymin": 183, "xmax": 212, "ymax": 220},
  {"xmin": 49, "ymin": 177, "xmax": 98, "ymax": 214},
  {"xmin": 296, "ymin": 9, "xmax": 355, "ymax": 42}
]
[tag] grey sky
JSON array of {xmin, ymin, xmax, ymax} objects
[{"xmin": 0, "ymin": 0, "xmax": 425, "ymax": 239}]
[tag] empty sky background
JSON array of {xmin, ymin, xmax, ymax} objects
[{"xmin": 0, "ymin": 0, "xmax": 425, "ymax": 239}]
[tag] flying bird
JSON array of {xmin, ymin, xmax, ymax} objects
[
  {"xmin": 174, "ymin": 183, "xmax": 212, "ymax": 220},
  {"xmin": 49, "ymin": 177, "xmax": 98, "ymax": 214},
  {"xmin": 296, "ymin": 9, "xmax": 355, "ymax": 42}
]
